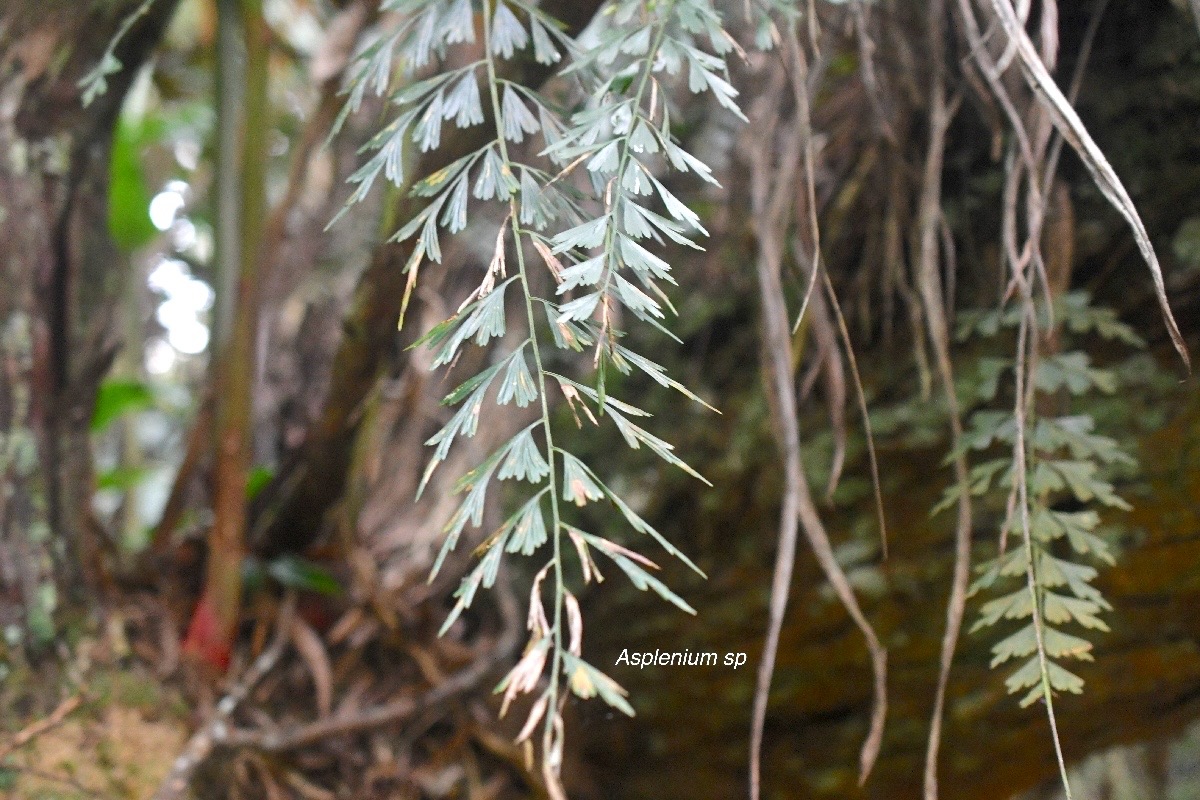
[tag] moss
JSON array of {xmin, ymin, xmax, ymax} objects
[
  {"xmin": 89, "ymin": 669, "xmax": 167, "ymax": 715},
  {"xmin": 29, "ymin": 790, "xmax": 86, "ymax": 800}
]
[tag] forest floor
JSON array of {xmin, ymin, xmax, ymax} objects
[{"xmin": 1, "ymin": 622, "xmax": 191, "ymax": 800}]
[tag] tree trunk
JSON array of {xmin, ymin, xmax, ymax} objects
[
  {"xmin": 581, "ymin": 358, "xmax": 1200, "ymax": 800},
  {"xmin": 0, "ymin": 0, "xmax": 176, "ymax": 646}
]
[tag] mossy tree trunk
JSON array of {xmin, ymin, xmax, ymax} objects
[
  {"xmin": 0, "ymin": 1, "xmax": 177, "ymax": 646},
  {"xmin": 583, "ymin": 394, "xmax": 1200, "ymax": 799}
]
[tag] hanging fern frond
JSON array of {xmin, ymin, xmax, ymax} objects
[
  {"xmin": 950, "ymin": 292, "xmax": 1144, "ymax": 798},
  {"xmin": 331, "ymin": 0, "xmax": 747, "ymax": 788}
]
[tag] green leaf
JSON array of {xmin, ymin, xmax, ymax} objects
[
  {"xmin": 1032, "ymin": 507, "xmax": 1113, "ymax": 563},
  {"xmin": 498, "ymin": 427, "xmax": 550, "ymax": 482},
  {"xmin": 630, "ymin": 120, "xmax": 661, "ymax": 155},
  {"xmin": 556, "ymin": 292, "xmax": 602, "ymax": 323},
  {"xmin": 578, "ymin": 529, "xmax": 696, "ymax": 614},
  {"xmin": 266, "ymin": 555, "xmax": 342, "ymax": 596},
  {"xmin": 96, "ymin": 466, "xmax": 152, "ymax": 492},
  {"xmin": 393, "ymin": 196, "xmax": 445, "ymax": 246},
  {"xmin": 931, "ymin": 482, "xmax": 965, "ymax": 518},
  {"xmin": 562, "ymin": 452, "xmax": 604, "ymax": 506},
  {"xmin": 619, "ymin": 236, "xmax": 676, "ymax": 283},
  {"xmin": 438, "ymin": 175, "xmax": 471, "ymax": 233},
  {"xmin": 562, "ymin": 654, "xmax": 635, "ymax": 716},
  {"xmin": 501, "ymin": 84, "xmax": 540, "ymax": 143},
  {"xmin": 624, "ymin": 201, "xmax": 701, "ymax": 248},
  {"xmin": 649, "ymin": 173, "xmax": 705, "ymax": 233},
  {"xmin": 1019, "ymin": 661, "xmax": 1085, "ymax": 707},
  {"xmin": 972, "ymin": 357, "xmax": 1011, "ymax": 402},
  {"xmin": 943, "ymin": 410, "xmax": 1010, "ymax": 468},
  {"xmin": 442, "ymin": 0, "xmax": 477, "ymax": 44},
  {"xmin": 79, "ymin": 51, "xmax": 123, "ymax": 107},
  {"xmin": 542, "ymin": 301, "xmax": 595, "ymax": 350},
  {"xmin": 1043, "ymin": 626, "xmax": 1094, "ymax": 661},
  {"xmin": 411, "ymin": 148, "xmax": 481, "ymax": 198},
  {"xmin": 92, "ymin": 379, "xmax": 155, "ymax": 432},
  {"xmin": 1037, "ymin": 551, "xmax": 1107, "ymax": 604},
  {"xmin": 557, "ymin": 256, "xmax": 605, "ymax": 292},
  {"xmin": 412, "ymin": 91, "xmax": 447, "ymax": 152},
  {"xmin": 491, "ymin": 2, "xmax": 529, "ymax": 58},
  {"xmin": 552, "ymin": 373, "xmax": 649, "ymax": 417},
  {"xmin": 497, "ymin": 350, "xmax": 538, "ymax": 407},
  {"xmin": 245, "ymin": 465, "xmax": 274, "ymax": 500},
  {"xmin": 530, "ymin": 16, "xmax": 562, "ymax": 64},
  {"xmin": 552, "ymin": 216, "xmax": 610, "ymax": 253},
  {"xmin": 991, "ymin": 622, "xmax": 1038, "ymax": 667},
  {"xmin": 443, "ymin": 359, "xmax": 507, "ymax": 407},
  {"xmin": 393, "ymin": 70, "xmax": 456, "ymax": 107},
  {"xmin": 425, "ymin": 367, "xmax": 500, "ymax": 468},
  {"xmin": 605, "ymin": 407, "xmax": 710, "ymax": 485},
  {"xmin": 663, "ymin": 139, "xmax": 717, "ymax": 184},
  {"xmin": 1043, "ymin": 591, "xmax": 1110, "ymax": 631},
  {"xmin": 1034, "ymin": 352, "xmax": 1116, "ymax": 395},
  {"xmin": 431, "ymin": 448, "xmax": 505, "ymax": 581},
  {"xmin": 440, "ymin": 560, "xmax": 488, "ymax": 636},
  {"xmin": 422, "ymin": 372, "xmax": 507, "ymax": 502},
  {"xmin": 1057, "ymin": 292, "xmax": 1145, "ymax": 346},
  {"xmin": 1037, "ymin": 416, "xmax": 1135, "ymax": 467},
  {"xmin": 1005, "ymin": 655, "xmax": 1043, "ymax": 696},
  {"xmin": 410, "ymin": 304, "xmax": 474, "ymax": 353},
  {"xmin": 1039, "ymin": 460, "xmax": 1131, "ymax": 510},
  {"xmin": 473, "ymin": 147, "xmax": 519, "ymax": 201},
  {"xmin": 505, "ymin": 492, "xmax": 549, "ymax": 555},
  {"xmin": 428, "ymin": 278, "xmax": 516, "ymax": 367},
  {"xmin": 974, "ymin": 586, "xmax": 1031, "ymax": 632},
  {"xmin": 445, "ymin": 71, "xmax": 485, "ymax": 128},
  {"xmin": 109, "ymin": 117, "xmax": 164, "ymax": 250},
  {"xmin": 606, "ymin": 548, "xmax": 696, "ymax": 614},
  {"xmin": 557, "ymin": 451, "xmax": 705, "ymax": 577}
]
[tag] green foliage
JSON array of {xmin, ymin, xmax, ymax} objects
[
  {"xmin": 109, "ymin": 117, "xmax": 163, "ymax": 250},
  {"xmin": 243, "ymin": 554, "xmax": 343, "ymax": 597},
  {"xmin": 244, "ymin": 465, "xmax": 275, "ymax": 500},
  {"xmin": 91, "ymin": 379, "xmax": 156, "ymax": 432},
  {"xmin": 334, "ymin": 0, "xmax": 750, "ymax": 783},
  {"xmin": 96, "ymin": 465, "xmax": 152, "ymax": 492},
  {"xmin": 949, "ymin": 293, "xmax": 1141, "ymax": 710}
]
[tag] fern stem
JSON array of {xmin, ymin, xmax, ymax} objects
[
  {"xmin": 480, "ymin": 0, "xmax": 567, "ymax": 765},
  {"xmin": 593, "ymin": 13, "xmax": 671, "ymax": 350},
  {"xmin": 515, "ymin": 211, "xmax": 566, "ymax": 761},
  {"xmin": 1013, "ymin": 307, "xmax": 1074, "ymax": 800}
]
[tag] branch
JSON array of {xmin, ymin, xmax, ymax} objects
[
  {"xmin": 222, "ymin": 568, "xmax": 521, "ymax": 752},
  {"xmin": 746, "ymin": 31, "xmax": 887, "ymax": 798},
  {"xmin": 152, "ymin": 596, "xmax": 295, "ymax": 800},
  {"xmin": 0, "ymin": 694, "xmax": 82, "ymax": 762},
  {"xmin": 918, "ymin": 2, "xmax": 974, "ymax": 798},
  {"xmin": 984, "ymin": 0, "xmax": 1190, "ymax": 370}
]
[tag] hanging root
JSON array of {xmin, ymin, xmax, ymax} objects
[{"xmin": 747, "ymin": 23, "xmax": 888, "ymax": 798}]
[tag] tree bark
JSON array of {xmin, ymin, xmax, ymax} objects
[
  {"xmin": 576, "ymin": 379, "xmax": 1200, "ymax": 800},
  {"xmin": 0, "ymin": 0, "xmax": 177, "ymax": 645},
  {"xmin": 248, "ymin": 0, "xmax": 608, "ymax": 559}
]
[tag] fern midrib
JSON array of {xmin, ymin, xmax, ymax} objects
[
  {"xmin": 1013, "ymin": 308, "xmax": 1074, "ymax": 800},
  {"xmin": 594, "ymin": 13, "xmax": 673, "ymax": 358},
  {"xmin": 480, "ymin": 0, "xmax": 567, "ymax": 757}
]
